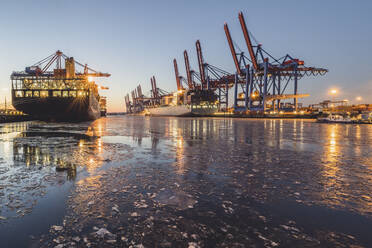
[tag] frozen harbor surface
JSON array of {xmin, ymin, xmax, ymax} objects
[{"xmin": 0, "ymin": 116, "xmax": 372, "ymax": 247}]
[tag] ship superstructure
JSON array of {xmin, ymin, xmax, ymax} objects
[{"xmin": 11, "ymin": 50, "xmax": 110, "ymax": 121}]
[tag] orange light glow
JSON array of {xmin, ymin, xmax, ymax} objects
[{"xmin": 330, "ymin": 89, "xmax": 337, "ymax": 95}]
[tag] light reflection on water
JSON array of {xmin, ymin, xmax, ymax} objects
[
  {"xmin": 52, "ymin": 117, "xmax": 372, "ymax": 248},
  {"xmin": 0, "ymin": 120, "xmax": 106, "ymax": 220},
  {"xmin": 140, "ymin": 118, "xmax": 372, "ymax": 215},
  {"xmin": 1, "ymin": 117, "xmax": 372, "ymax": 247}
]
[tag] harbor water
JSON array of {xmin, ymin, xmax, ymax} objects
[{"xmin": 0, "ymin": 116, "xmax": 372, "ymax": 247}]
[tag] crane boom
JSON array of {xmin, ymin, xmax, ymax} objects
[
  {"xmin": 81, "ymin": 72, "xmax": 111, "ymax": 77},
  {"xmin": 29, "ymin": 50, "xmax": 110, "ymax": 78},
  {"xmin": 183, "ymin": 50, "xmax": 193, "ymax": 89},
  {"xmin": 152, "ymin": 76, "xmax": 158, "ymax": 98},
  {"xmin": 150, "ymin": 77, "xmax": 155, "ymax": 98},
  {"xmin": 137, "ymin": 85, "xmax": 142, "ymax": 98},
  {"xmin": 173, "ymin": 59, "xmax": 182, "ymax": 91},
  {"xmin": 41, "ymin": 53, "xmax": 58, "ymax": 73},
  {"xmin": 131, "ymin": 90, "xmax": 136, "ymax": 103},
  {"xmin": 224, "ymin": 23, "xmax": 242, "ymax": 76},
  {"xmin": 196, "ymin": 40, "xmax": 206, "ymax": 86},
  {"xmin": 238, "ymin": 12, "xmax": 258, "ymax": 71}
]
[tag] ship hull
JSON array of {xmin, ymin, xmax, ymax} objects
[
  {"xmin": 12, "ymin": 93, "xmax": 101, "ymax": 122},
  {"xmin": 146, "ymin": 105, "xmax": 218, "ymax": 116}
]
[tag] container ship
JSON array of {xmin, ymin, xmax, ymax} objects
[
  {"xmin": 126, "ymin": 47, "xmax": 221, "ymax": 117},
  {"xmin": 11, "ymin": 51, "xmax": 110, "ymax": 121},
  {"xmin": 125, "ymin": 77, "xmax": 219, "ymax": 117},
  {"xmin": 145, "ymin": 89, "xmax": 218, "ymax": 116}
]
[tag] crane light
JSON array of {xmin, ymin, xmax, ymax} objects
[
  {"xmin": 88, "ymin": 76, "xmax": 94, "ymax": 82},
  {"xmin": 330, "ymin": 89, "xmax": 337, "ymax": 95}
]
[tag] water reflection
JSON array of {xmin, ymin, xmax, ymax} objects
[
  {"xmin": 19, "ymin": 116, "xmax": 371, "ymax": 248},
  {"xmin": 322, "ymin": 124, "xmax": 340, "ymax": 193},
  {"xmin": 2, "ymin": 116, "xmax": 372, "ymax": 235},
  {"xmin": 0, "ymin": 120, "xmax": 105, "ymax": 220},
  {"xmin": 318, "ymin": 123, "xmax": 372, "ymax": 215},
  {"xmin": 11, "ymin": 128, "xmax": 101, "ymax": 180},
  {"xmin": 142, "ymin": 118, "xmax": 372, "ymax": 216}
]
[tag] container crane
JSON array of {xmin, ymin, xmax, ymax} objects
[
  {"xmin": 224, "ymin": 12, "xmax": 328, "ymax": 112},
  {"xmin": 238, "ymin": 12, "xmax": 258, "ymax": 71},
  {"xmin": 150, "ymin": 76, "xmax": 161, "ymax": 105},
  {"xmin": 173, "ymin": 59, "xmax": 183, "ymax": 91},
  {"xmin": 183, "ymin": 50, "xmax": 194, "ymax": 89},
  {"xmin": 28, "ymin": 50, "xmax": 110, "ymax": 79},
  {"xmin": 224, "ymin": 23, "xmax": 242, "ymax": 76},
  {"xmin": 150, "ymin": 76, "xmax": 156, "ymax": 99},
  {"xmin": 196, "ymin": 40, "xmax": 207, "ymax": 89}
]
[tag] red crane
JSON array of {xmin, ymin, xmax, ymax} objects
[
  {"xmin": 32, "ymin": 50, "xmax": 110, "ymax": 78},
  {"xmin": 196, "ymin": 40, "xmax": 206, "ymax": 87},
  {"xmin": 238, "ymin": 12, "xmax": 258, "ymax": 71},
  {"xmin": 152, "ymin": 76, "xmax": 158, "ymax": 98},
  {"xmin": 224, "ymin": 23, "xmax": 242, "ymax": 76},
  {"xmin": 151, "ymin": 75, "xmax": 159, "ymax": 99},
  {"xmin": 150, "ymin": 76, "xmax": 155, "ymax": 98},
  {"xmin": 173, "ymin": 59, "xmax": 182, "ymax": 91},
  {"xmin": 183, "ymin": 50, "xmax": 194, "ymax": 89}
]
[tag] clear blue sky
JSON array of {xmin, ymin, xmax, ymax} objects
[{"xmin": 0, "ymin": 0, "xmax": 371, "ymax": 111}]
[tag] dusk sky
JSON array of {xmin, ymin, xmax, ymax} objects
[{"xmin": 0, "ymin": 0, "xmax": 371, "ymax": 112}]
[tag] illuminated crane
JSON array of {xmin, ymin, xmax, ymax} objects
[{"xmin": 224, "ymin": 12, "xmax": 328, "ymax": 111}]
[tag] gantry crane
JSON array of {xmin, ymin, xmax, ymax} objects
[
  {"xmin": 127, "ymin": 75, "xmax": 170, "ymax": 113},
  {"xmin": 173, "ymin": 40, "xmax": 235, "ymax": 109},
  {"xmin": 11, "ymin": 50, "xmax": 110, "ymax": 93},
  {"xmin": 25, "ymin": 50, "xmax": 110, "ymax": 78},
  {"xmin": 173, "ymin": 59, "xmax": 183, "ymax": 91},
  {"xmin": 224, "ymin": 12, "xmax": 327, "ymax": 111},
  {"xmin": 183, "ymin": 50, "xmax": 195, "ymax": 89}
]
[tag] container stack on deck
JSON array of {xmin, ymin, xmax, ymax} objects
[{"xmin": 10, "ymin": 50, "xmax": 110, "ymax": 121}]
